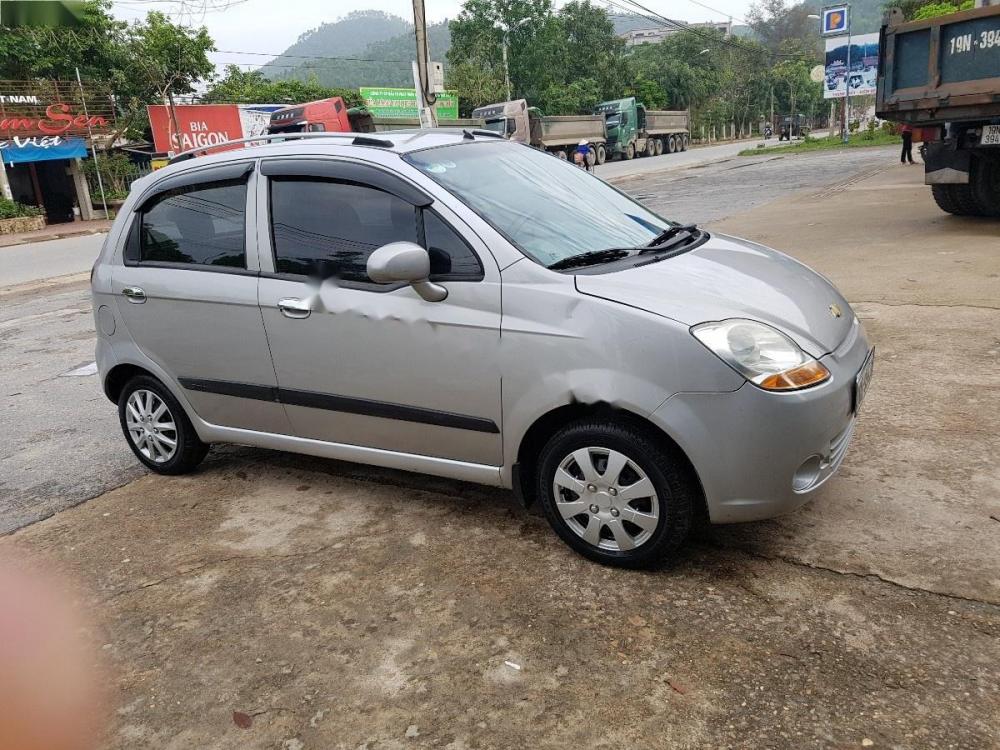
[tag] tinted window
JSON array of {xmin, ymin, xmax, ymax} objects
[
  {"xmin": 424, "ymin": 210, "xmax": 482, "ymax": 280},
  {"xmin": 139, "ymin": 180, "xmax": 246, "ymax": 268},
  {"xmin": 270, "ymin": 177, "xmax": 417, "ymax": 281}
]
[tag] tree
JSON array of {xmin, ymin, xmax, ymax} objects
[
  {"xmin": 0, "ymin": 0, "xmax": 125, "ymax": 80},
  {"xmin": 747, "ymin": 0, "xmax": 822, "ymax": 58},
  {"xmin": 448, "ymin": 0, "xmax": 627, "ymax": 114},
  {"xmin": 203, "ymin": 65, "xmax": 362, "ymax": 107},
  {"xmin": 124, "ymin": 11, "xmax": 214, "ymax": 104},
  {"xmin": 445, "ymin": 61, "xmax": 506, "ymax": 115}
]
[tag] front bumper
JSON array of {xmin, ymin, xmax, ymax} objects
[{"xmin": 651, "ymin": 320, "xmax": 871, "ymax": 524}]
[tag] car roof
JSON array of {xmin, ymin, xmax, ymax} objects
[{"xmin": 138, "ymin": 129, "xmax": 504, "ymax": 188}]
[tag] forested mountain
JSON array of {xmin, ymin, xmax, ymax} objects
[{"xmin": 265, "ymin": 12, "xmax": 450, "ymax": 89}]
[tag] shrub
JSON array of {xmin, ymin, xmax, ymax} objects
[{"xmin": 0, "ymin": 198, "xmax": 44, "ymax": 220}]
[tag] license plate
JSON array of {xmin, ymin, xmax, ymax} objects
[
  {"xmin": 854, "ymin": 348, "xmax": 875, "ymax": 413},
  {"xmin": 983, "ymin": 125, "xmax": 1000, "ymax": 146}
]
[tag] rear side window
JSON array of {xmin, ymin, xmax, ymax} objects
[
  {"xmin": 270, "ymin": 177, "xmax": 418, "ymax": 281},
  {"xmin": 136, "ymin": 179, "xmax": 247, "ymax": 268}
]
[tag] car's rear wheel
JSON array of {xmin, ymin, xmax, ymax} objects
[
  {"xmin": 536, "ymin": 419, "xmax": 697, "ymax": 568},
  {"xmin": 118, "ymin": 375, "xmax": 208, "ymax": 475}
]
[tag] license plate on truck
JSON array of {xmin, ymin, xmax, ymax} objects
[
  {"xmin": 983, "ymin": 125, "xmax": 1000, "ymax": 146},
  {"xmin": 854, "ymin": 348, "xmax": 875, "ymax": 413}
]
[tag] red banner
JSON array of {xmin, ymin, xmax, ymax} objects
[{"xmin": 147, "ymin": 104, "xmax": 244, "ymax": 155}]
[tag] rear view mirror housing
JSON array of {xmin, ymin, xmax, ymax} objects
[{"xmin": 366, "ymin": 242, "xmax": 447, "ymax": 302}]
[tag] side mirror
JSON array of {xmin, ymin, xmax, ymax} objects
[{"xmin": 366, "ymin": 241, "xmax": 448, "ymax": 302}]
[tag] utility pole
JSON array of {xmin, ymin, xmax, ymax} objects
[
  {"xmin": 411, "ymin": 0, "xmax": 437, "ymax": 127},
  {"xmin": 841, "ymin": 5, "xmax": 852, "ymax": 144}
]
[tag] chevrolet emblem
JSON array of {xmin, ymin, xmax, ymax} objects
[{"xmin": 829, "ymin": 303, "xmax": 843, "ymax": 318}]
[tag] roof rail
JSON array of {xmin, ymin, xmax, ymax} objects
[
  {"xmin": 352, "ymin": 135, "xmax": 395, "ymax": 148},
  {"xmin": 470, "ymin": 129, "xmax": 503, "ymax": 139},
  {"xmin": 166, "ymin": 132, "xmax": 362, "ymax": 165}
]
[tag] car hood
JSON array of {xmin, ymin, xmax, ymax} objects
[{"xmin": 574, "ymin": 233, "xmax": 853, "ymax": 357}]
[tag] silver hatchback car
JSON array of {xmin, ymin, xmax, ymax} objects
[{"xmin": 92, "ymin": 130, "xmax": 874, "ymax": 567}]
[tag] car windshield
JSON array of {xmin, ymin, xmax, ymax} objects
[{"xmin": 404, "ymin": 141, "xmax": 672, "ymax": 267}]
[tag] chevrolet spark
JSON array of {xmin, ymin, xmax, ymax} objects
[{"xmin": 92, "ymin": 130, "xmax": 874, "ymax": 567}]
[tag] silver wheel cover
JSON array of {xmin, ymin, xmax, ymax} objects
[
  {"xmin": 552, "ymin": 447, "xmax": 660, "ymax": 552},
  {"xmin": 125, "ymin": 389, "xmax": 178, "ymax": 463}
]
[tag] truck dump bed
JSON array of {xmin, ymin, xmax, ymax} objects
[
  {"xmin": 877, "ymin": 5, "xmax": 1000, "ymax": 125},
  {"xmin": 536, "ymin": 115, "xmax": 606, "ymax": 148},
  {"xmin": 645, "ymin": 110, "xmax": 690, "ymax": 134}
]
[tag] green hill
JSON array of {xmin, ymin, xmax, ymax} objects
[{"xmin": 266, "ymin": 14, "xmax": 451, "ymax": 90}]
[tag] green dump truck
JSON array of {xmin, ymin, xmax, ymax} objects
[
  {"xmin": 594, "ymin": 98, "xmax": 691, "ymax": 160},
  {"xmin": 347, "ymin": 109, "xmax": 483, "ymax": 133}
]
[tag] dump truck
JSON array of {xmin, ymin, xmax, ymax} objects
[
  {"xmin": 267, "ymin": 98, "xmax": 482, "ymax": 135},
  {"xmin": 594, "ymin": 98, "xmax": 690, "ymax": 160},
  {"xmin": 471, "ymin": 99, "xmax": 609, "ymax": 164},
  {"xmin": 876, "ymin": 4, "xmax": 1000, "ymax": 216}
]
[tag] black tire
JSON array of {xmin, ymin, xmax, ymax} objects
[
  {"xmin": 595, "ymin": 143, "xmax": 606, "ymax": 165},
  {"xmin": 536, "ymin": 418, "xmax": 697, "ymax": 568},
  {"xmin": 931, "ymin": 184, "xmax": 960, "ymax": 214},
  {"xmin": 932, "ymin": 182, "xmax": 982, "ymax": 216},
  {"xmin": 970, "ymin": 158, "xmax": 1000, "ymax": 217},
  {"xmin": 668, "ymin": 134, "xmax": 677, "ymax": 153},
  {"xmin": 681, "ymin": 133, "xmax": 689, "ymax": 151},
  {"xmin": 118, "ymin": 375, "xmax": 208, "ymax": 475},
  {"xmin": 654, "ymin": 138, "xmax": 663, "ymax": 156},
  {"xmin": 624, "ymin": 142, "xmax": 635, "ymax": 160}
]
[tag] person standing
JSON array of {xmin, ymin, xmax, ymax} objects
[
  {"xmin": 900, "ymin": 123, "xmax": 915, "ymax": 165},
  {"xmin": 574, "ymin": 139, "xmax": 593, "ymax": 172}
]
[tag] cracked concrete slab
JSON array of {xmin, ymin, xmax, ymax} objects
[{"xmin": 4, "ymin": 461, "xmax": 998, "ymax": 749}]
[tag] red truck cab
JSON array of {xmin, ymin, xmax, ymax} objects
[{"xmin": 267, "ymin": 97, "xmax": 352, "ymax": 134}]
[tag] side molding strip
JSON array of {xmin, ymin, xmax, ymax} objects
[{"xmin": 178, "ymin": 377, "xmax": 500, "ymax": 434}]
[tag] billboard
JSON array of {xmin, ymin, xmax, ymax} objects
[
  {"xmin": 360, "ymin": 87, "xmax": 459, "ymax": 119},
  {"xmin": 824, "ymin": 33, "xmax": 880, "ymax": 99},
  {"xmin": 147, "ymin": 104, "xmax": 244, "ymax": 154}
]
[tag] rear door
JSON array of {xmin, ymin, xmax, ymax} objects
[
  {"xmin": 113, "ymin": 161, "xmax": 291, "ymax": 435},
  {"xmin": 255, "ymin": 156, "xmax": 503, "ymax": 466}
]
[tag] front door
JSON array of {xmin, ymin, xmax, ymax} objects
[
  {"xmin": 113, "ymin": 164, "xmax": 290, "ymax": 435},
  {"xmin": 256, "ymin": 158, "xmax": 503, "ymax": 466}
]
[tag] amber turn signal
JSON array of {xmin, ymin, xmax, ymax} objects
[{"xmin": 756, "ymin": 360, "xmax": 830, "ymax": 391}]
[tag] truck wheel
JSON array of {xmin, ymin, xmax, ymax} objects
[
  {"xmin": 596, "ymin": 144, "xmax": 606, "ymax": 165},
  {"xmin": 644, "ymin": 139, "xmax": 655, "ymax": 157},
  {"xmin": 654, "ymin": 138, "xmax": 663, "ymax": 156},
  {"xmin": 681, "ymin": 134, "xmax": 689, "ymax": 151},
  {"xmin": 555, "ymin": 150, "xmax": 567, "ymax": 160},
  {"xmin": 624, "ymin": 143, "xmax": 635, "ymax": 160},
  {"xmin": 586, "ymin": 146, "xmax": 597, "ymax": 167},
  {"xmin": 971, "ymin": 159, "xmax": 1000, "ymax": 217},
  {"xmin": 667, "ymin": 135, "xmax": 677, "ymax": 153},
  {"xmin": 931, "ymin": 184, "xmax": 960, "ymax": 214},
  {"xmin": 932, "ymin": 183, "xmax": 981, "ymax": 216}
]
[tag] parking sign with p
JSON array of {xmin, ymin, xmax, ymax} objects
[{"xmin": 822, "ymin": 5, "xmax": 849, "ymax": 35}]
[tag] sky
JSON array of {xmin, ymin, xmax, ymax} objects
[{"xmin": 110, "ymin": 0, "xmax": 758, "ymax": 75}]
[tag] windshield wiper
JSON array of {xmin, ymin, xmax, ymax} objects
[
  {"xmin": 547, "ymin": 248, "xmax": 631, "ymax": 270},
  {"xmin": 644, "ymin": 223, "xmax": 699, "ymax": 249}
]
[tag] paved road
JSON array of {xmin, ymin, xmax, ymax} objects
[
  {"xmin": 593, "ymin": 132, "xmax": 825, "ymax": 181},
  {"xmin": 0, "ymin": 232, "xmax": 105, "ymax": 288}
]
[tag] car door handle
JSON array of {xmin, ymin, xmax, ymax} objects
[
  {"xmin": 121, "ymin": 286, "xmax": 146, "ymax": 303},
  {"xmin": 278, "ymin": 297, "xmax": 311, "ymax": 319}
]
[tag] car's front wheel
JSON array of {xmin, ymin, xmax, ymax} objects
[
  {"xmin": 537, "ymin": 419, "xmax": 697, "ymax": 567},
  {"xmin": 118, "ymin": 375, "xmax": 208, "ymax": 475}
]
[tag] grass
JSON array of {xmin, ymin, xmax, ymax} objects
[{"xmin": 739, "ymin": 130, "xmax": 901, "ymax": 156}]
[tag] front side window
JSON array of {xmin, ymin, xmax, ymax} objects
[
  {"xmin": 405, "ymin": 141, "xmax": 671, "ymax": 267},
  {"xmin": 138, "ymin": 179, "xmax": 247, "ymax": 268},
  {"xmin": 269, "ymin": 177, "xmax": 483, "ymax": 283},
  {"xmin": 270, "ymin": 177, "xmax": 418, "ymax": 281}
]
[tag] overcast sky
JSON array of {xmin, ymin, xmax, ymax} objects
[{"xmin": 110, "ymin": 0, "xmax": 757, "ymax": 75}]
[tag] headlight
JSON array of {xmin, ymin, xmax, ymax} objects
[{"xmin": 691, "ymin": 319, "xmax": 830, "ymax": 391}]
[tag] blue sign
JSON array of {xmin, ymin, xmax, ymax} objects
[
  {"xmin": 822, "ymin": 5, "xmax": 849, "ymax": 35},
  {"xmin": 1, "ymin": 135, "xmax": 89, "ymax": 165}
]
